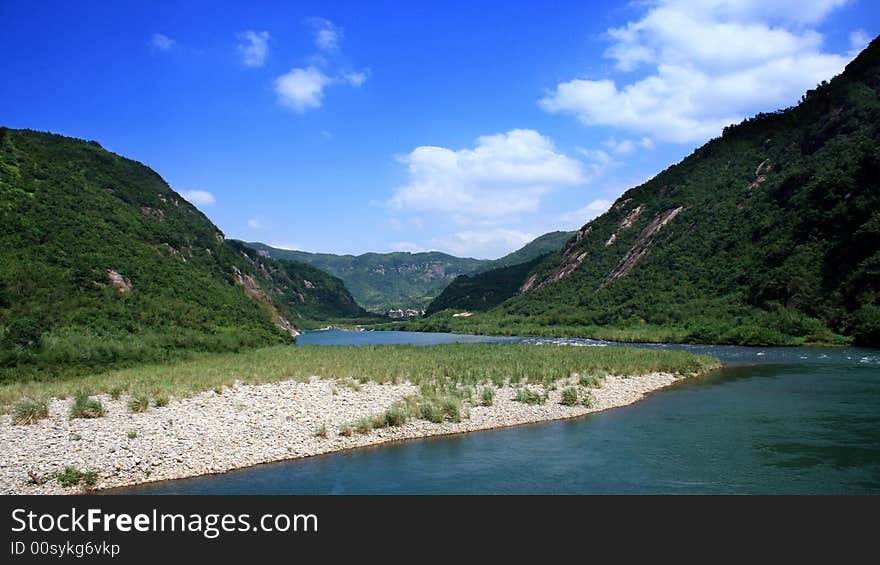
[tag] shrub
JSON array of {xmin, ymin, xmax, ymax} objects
[
  {"xmin": 55, "ymin": 466, "xmax": 98, "ymax": 489},
  {"xmin": 109, "ymin": 387, "xmax": 124, "ymax": 400},
  {"xmin": 128, "ymin": 392, "xmax": 150, "ymax": 413},
  {"xmin": 579, "ymin": 374, "xmax": 604, "ymax": 388},
  {"xmin": 339, "ymin": 423, "xmax": 353, "ymax": 437},
  {"xmin": 355, "ymin": 417, "xmax": 373, "ymax": 434},
  {"xmin": 69, "ymin": 391, "xmax": 104, "ymax": 419},
  {"xmin": 418, "ymin": 399, "xmax": 446, "ymax": 423},
  {"xmin": 582, "ymin": 390, "xmax": 595, "ymax": 408},
  {"xmin": 384, "ymin": 403, "xmax": 409, "ymax": 427},
  {"xmin": 152, "ymin": 393, "xmax": 169, "ymax": 408},
  {"xmin": 371, "ymin": 413, "xmax": 388, "ymax": 429},
  {"xmin": 315, "ymin": 422, "xmax": 328, "ymax": 438},
  {"xmin": 480, "ymin": 386, "xmax": 495, "ymax": 407},
  {"xmin": 514, "ymin": 388, "xmax": 545, "ymax": 405},
  {"xmin": 12, "ymin": 397, "xmax": 49, "ymax": 425},
  {"xmin": 560, "ymin": 387, "xmax": 579, "ymax": 406},
  {"xmin": 441, "ymin": 396, "xmax": 463, "ymax": 422}
]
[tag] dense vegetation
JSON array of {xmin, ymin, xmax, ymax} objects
[
  {"xmin": 406, "ymin": 37, "xmax": 880, "ymax": 347},
  {"xmin": 0, "ymin": 128, "xmax": 366, "ymax": 382},
  {"xmin": 0, "ymin": 342, "xmax": 719, "ymax": 409},
  {"xmin": 480, "ymin": 231, "xmax": 573, "ymax": 270},
  {"xmin": 425, "ymin": 254, "xmax": 548, "ymax": 315},
  {"xmin": 244, "ymin": 230, "xmax": 573, "ymax": 311}
]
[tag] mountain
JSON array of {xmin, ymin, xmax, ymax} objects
[
  {"xmin": 479, "ymin": 231, "xmax": 574, "ymax": 271},
  {"xmin": 244, "ymin": 231, "xmax": 573, "ymax": 312},
  {"xmin": 416, "ymin": 37, "xmax": 880, "ymax": 346},
  {"xmin": 425, "ymin": 254, "xmax": 549, "ymax": 315},
  {"xmin": 244, "ymin": 244, "xmax": 485, "ymax": 311},
  {"xmin": 0, "ymin": 128, "xmax": 365, "ymax": 380}
]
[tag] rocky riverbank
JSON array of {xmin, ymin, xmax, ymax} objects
[{"xmin": 1, "ymin": 371, "xmax": 692, "ymax": 494}]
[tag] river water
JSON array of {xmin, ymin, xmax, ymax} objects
[{"xmin": 117, "ymin": 330, "xmax": 880, "ymax": 494}]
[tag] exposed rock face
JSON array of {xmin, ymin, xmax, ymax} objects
[
  {"xmin": 106, "ymin": 270, "xmax": 132, "ymax": 293},
  {"xmin": 602, "ymin": 206, "xmax": 684, "ymax": 287},
  {"xmin": 232, "ymin": 267, "xmax": 299, "ymax": 337},
  {"xmin": 140, "ymin": 206, "xmax": 164, "ymax": 219},
  {"xmin": 519, "ymin": 274, "xmax": 539, "ymax": 294},
  {"xmin": 748, "ymin": 159, "xmax": 769, "ymax": 190},
  {"xmin": 521, "ymin": 225, "xmax": 594, "ymax": 293},
  {"xmin": 619, "ymin": 205, "xmax": 644, "ymax": 229}
]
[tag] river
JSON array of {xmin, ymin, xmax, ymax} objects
[{"xmin": 116, "ymin": 330, "xmax": 880, "ymax": 494}]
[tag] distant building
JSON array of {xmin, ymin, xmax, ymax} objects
[{"xmin": 387, "ymin": 308, "xmax": 425, "ymax": 319}]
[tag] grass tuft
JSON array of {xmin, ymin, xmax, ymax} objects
[
  {"xmin": 69, "ymin": 391, "xmax": 104, "ymax": 419},
  {"xmin": 55, "ymin": 466, "xmax": 98, "ymax": 489},
  {"xmin": 127, "ymin": 392, "xmax": 150, "ymax": 413},
  {"xmin": 514, "ymin": 387, "xmax": 545, "ymax": 405},
  {"xmin": 315, "ymin": 422, "xmax": 328, "ymax": 438},
  {"xmin": 560, "ymin": 387, "xmax": 579, "ymax": 406},
  {"xmin": 12, "ymin": 397, "xmax": 49, "ymax": 425},
  {"xmin": 480, "ymin": 386, "xmax": 495, "ymax": 406}
]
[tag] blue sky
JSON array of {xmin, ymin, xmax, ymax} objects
[{"xmin": 1, "ymin": 1, "xmax": 877, "ymax": 258}]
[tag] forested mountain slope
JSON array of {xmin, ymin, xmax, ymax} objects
[
  {"xmin": 414, "ymin": 37, "xmax": 880, "ymax": 346},
  {"xmin": 0, "ymin": 128, "xmax": 364, "ymax": 380}
]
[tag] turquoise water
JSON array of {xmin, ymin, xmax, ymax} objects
[{"xmin": 116, "ymin": 330, "xmax": 880, "ymax": 494}]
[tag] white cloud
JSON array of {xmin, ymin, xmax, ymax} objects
[
  {"xmin": 275, "ymin": 66, "xmax": 332, "ymax": 112},
  {"xmin": 151, "ymin": 33, "xmax": 175, "ymax": 51},
  {"xmin": 268, "ymin": 243, "xmax": 300, "ymax": 251},
  {"xmin": 275, "ymin": 67, "xmax": 367, "ymax": 112},
  {"xmin": 540, "ymin": 0, "xmax": 851, "ymax": 143},
  {"xmin": 180, "ymin": 190, "xmax": 215, "ymax": 206},
  {"xmin": 560, "ymin": 199, "xmax": 613, "ymax": 228},
  {"xmin": 247, "ymin": 219, "xmax": 264, "ymax": 230},
  {"xmin": 343, "ymin": 70, "xmax": 368, "ymax": 86},
  {"xmin": 431, "ymin": 229, "xmax": 537, "ymax": 259},
  {"xmin": 849, "ymin": 29, "xmax": 870, "ymax": 56},
  {"xmin": 308, "ymin": 18, "xmax": 342, "ymax": 51},
  {"xmin": 389, "ymin": 129, "xmax": 585, "ymax": 225},
  {"xmin": 603, "ymin": 137, "xmax": 635, "ymax": 154},
  {"xmin": 390, "ymin": 241, "xmax": 427, "ymax": 253},
  {"xmin": 238, "ymin": 30, "xmax": 270, "ymax": 67}
]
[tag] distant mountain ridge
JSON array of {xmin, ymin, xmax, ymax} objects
[{"xmin": 244, "ymin": 230, "xmax": 574, "ymax": 311}]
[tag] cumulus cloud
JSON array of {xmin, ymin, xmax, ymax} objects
[
  {"xmin": 388, "ymin": 129, "xmax": 585, "ymax": 224},
  {"xmin": 275, "ymin": 66, "xmax": 332, "ymax": 112},
  {"xmin": 151, "ymin": 33, "xmax": 175, "ymax": 51},
  {"xmin": 560, "ymin": 199, "xmax": 613, "ymax": 228},
  {"xmin": 180, "ymin": 190, "xmax": 216, "ymax": 206},
  {"xmin": 308, "ymin": 18, "xmax": 343, "ymax": 51},
  {"xmin": 431, "ymin": 229, "xmax": 537, "ymax": 259},
  {"xmin": 275, "ymin": 67, "xmax": 367, "ymax": 112},
  {"xmin": 539, "ymin": 0, "xmax": 852, "ymax": 143},
  {"xmin": 238, "ymin": 30, "xmax": 270, "ymax": 67}
]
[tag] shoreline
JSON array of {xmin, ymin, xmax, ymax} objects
[{"xmin": 1, "ymin": 371, "xmax": 706, "ymax": 495}]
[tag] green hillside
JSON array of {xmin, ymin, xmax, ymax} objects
[
  {"xmin": 398, "ymin": 37, "xmax": 880, "ymax": 346},
  {"xmin": 0, "ymin": 128, "xmax": 365, "ymax": 381},
  {"xmin": 479, "ymin": 231, "xmax": 574, "ymax": 271},
  {"xmin": 245, "ymin": 230, "xmax": 573, "ymax": 312},
  {"xmin": 244, "ymin": 244, "xmax": 484, "ymax": 311},
  {"xmin": 425, "ymin": 254, "xmax": 549, "ymax": 315}
]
